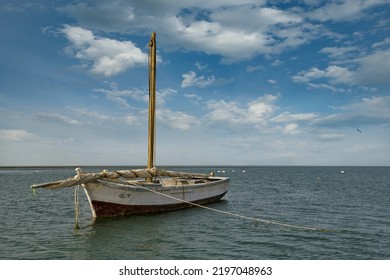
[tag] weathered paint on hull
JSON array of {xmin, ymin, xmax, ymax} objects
[
  {"xmin": 91, "ymin": 191, "xmax": 227, "ymax": 217},
  {"xmin": 83, "ymin": 178, "xmax": 229, "ymax": 218}
]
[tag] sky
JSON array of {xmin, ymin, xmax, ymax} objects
[{"xmin": 1, "ymin": 0, "xmax": 389, "ymax": 166}]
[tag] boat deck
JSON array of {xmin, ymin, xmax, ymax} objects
[{"xmin": 115, "ymin": 177, "xmax": 223, "ymax": 188}]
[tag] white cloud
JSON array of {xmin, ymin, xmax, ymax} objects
[
  {"xmin": 94, "ymin": 84, "xmax": 176, "ymax": 107},
  {"xmin": 316, "ymin": 132, "xmax": 345, "ymax": 142},
  {"xmin": 156, "ymin": 88, "xmax": 177, "ymax": 106},
  {"xmin": 314, "ymin": 96, "xmax": 390, "ymax": 128},
  {"xmin": 89, "ymin": 83, "xmax": 192, "ymax": 130},
  {"xmin": 60, "ymin": 2, "xmax": 135, "ymax": 32},
  {"xmin": 61, "ymin": 25, "xmax": 148, "ymax": 76},
  {"xmin": 372, "ymin": 38, "xmax": 390, "ymax": 49},
  {"xmin": 283, "ymin": 123, "xmax": 300, "ymax": 135},
  {"xmin": 293, "ymin": 67, "xmax": 326, "ymax": 83},
  {"xmin": 60, "ymin": 1, "xmax": 341, "ymax": 63},
  {"xmin": 58, "ymin": 0, "xmax": 390, "ymax": 66},
  {"xmin": 271, "ymin": 59, "xmax": 283, "ymax": 67},
  {"xmin": 184, "ymin": 93, "xmax": 203, "ymax": 105},
  {"xmin": 293, "ymin": 65, "xmax": 354, "ymax": 84},
  {"xmin": 181, "ymin": 71, "xmax": 198, "ymax": 88},
  {"xmin": 181, "ymin": 71, "xmax": 232, "ymax": 88},
  {"xmin": 96, "ymin": 84, "xmax": 177, "ymax": 109},
  {"xmin": 177, "ymin": 20, "xmax": 270, "ymax": 63},
  {"xmin": 272, "ymin": 112, "xmax": 318, "ymax": 123},
  {"xmin": 157, "ymin": 109, "xmax": 200, "ymax": 130},
  {"xmin": 354, "ymin": 49, "xmax": 390, "ymax": 85},
  {"xmin": 94, "ymin": 87, "xmax": 143, "ymax": 108},
  {"xmin": 347, "ymin": 96, "xmax": 390, "ymax": 120},
  {"xmin": 210, "ymin": 6, "xmax": 302, "ymax": 29},
  {"xmin": 195, "ymin": 62, "xmax": 208, "ymax": 71},
  {"xmin": 206, "ymin": 100, "xmax": 243, "ymax": 124},
  {"xmin": 293, "ymin": 48, "xmax": 390, "ymax": 87},
  {"xmin": 320, "ymin": 46, "xmax": 358, "ymax": 58},
  {"xmin": 206, "ymin": 94, "xmax": 279, "ymax": 127},
  {"xmin": 307, "ymin": 83, "xmax": 346, "ymax": 92},
  {"xmin": 307, "ymin": 0, "xmax": 388, "ymax": 22},
  {"xmin": 70, "ymin": 108, "xmax": 137, "ymax": 125},
  {"xmin": 267, "ymin": 22, "xmax": 337, "ymax": 54},
  {"xmin": 61, "ymin": 0, "xmax": 266, "ymax": 31},
  {"xmin": 324, "ymin": 65, "xmax": 355, "ymax": 84},
  {"xmin": 247, "ymin": 96, "xmax": 279, "ymax": 124},
  {"xmin": 0, "ymin": 130, "xmax": 34, "ymax": 141},
  {"xmin": 246, "ymin": 65, "xmax": 264, "ymax": 72},
  {"xmin": 35, "ymin": 112, "xmax": 81, "ymax": 126}
]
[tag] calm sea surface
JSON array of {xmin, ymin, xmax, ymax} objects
[{"xmin": 0, "ymin": 166, "xmax": 389, "ymax": 260}]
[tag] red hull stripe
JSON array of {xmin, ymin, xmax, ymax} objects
[{"xmin": 91, "ymin": 191, "xmax": 227, "ymax": 217}]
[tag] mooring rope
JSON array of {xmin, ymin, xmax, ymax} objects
[
  {"xmin": 74, "ymin": 186, "xmax": 80, "ymax": 231},
  {"xmin": 70, "ymin": 178, "xmax": 333, "ymax": 232},
  {"xmin": 133, "ymin": 183, "xmax": 334, "ymax": 232}
]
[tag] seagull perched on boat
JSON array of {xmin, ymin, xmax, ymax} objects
[{"xmin": 356, "ymin": 128, "xmax": 362, "ymax": 133}]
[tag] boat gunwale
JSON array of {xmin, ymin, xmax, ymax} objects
[{"xmin": 88, "ymin": 176, "xmax": 230, "ymax": 192}]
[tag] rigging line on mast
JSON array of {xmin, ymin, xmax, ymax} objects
[{"xmin": 131, "ymin": 183, "xmax": 335, "ymax": 233}]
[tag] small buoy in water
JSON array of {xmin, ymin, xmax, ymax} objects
[
  {"xmin": 222, "ymin": 170, "xmax": 225, "ymax": 173},
  {"xmin": 341, "ymin": 170, "xmax": 345, "ymax": 174},
  {"xmin": 242, "ymin": 170, "xmax": 246, "ymax": 173}
]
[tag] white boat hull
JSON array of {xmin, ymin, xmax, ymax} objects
[{"xmin": 83, "ymin": 177, "xmax": 229, "ymax": 217}]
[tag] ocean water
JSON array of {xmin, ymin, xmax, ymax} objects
[{"xmin": 0, "ymin": 166, "xmax": 389, "ymax": 260}]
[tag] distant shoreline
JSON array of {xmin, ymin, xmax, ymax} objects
[{"xmin": 1, "ymin": 165, "xmax": 389, "ymax": 168}]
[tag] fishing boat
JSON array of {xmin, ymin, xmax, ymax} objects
[{"xmin": 31, "ymin": 33, "xmax": 229, "ymax": 218}]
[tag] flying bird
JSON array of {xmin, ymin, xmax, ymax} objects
[{"xmin": 356, "ymin": 128, "xmax": 362, "ymax": 133}]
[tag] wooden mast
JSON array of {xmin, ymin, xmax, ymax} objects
[{"xmin": 147, "ymin": 32, "xmax": 157, "ymax": 170}]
